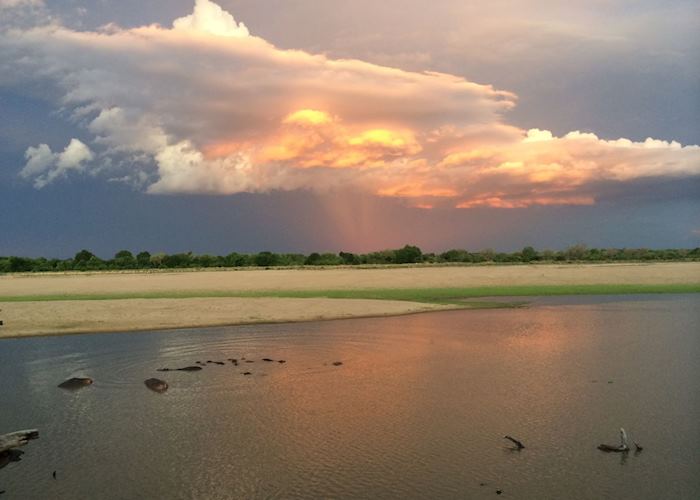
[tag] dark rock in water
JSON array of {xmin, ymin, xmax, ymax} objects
[
  {"xmin": 245, "ymin": 360, "xmax": 254, "ymax": 363},
  {"xmin": 144, "ymin": 378, "xmax": 169, "ymax": 393},
  {"xmin": 262, "ymin": 358, "xmax": 274, "ymax": 362},
  {"xmin": 213, "ymin": 361, "xmax": 225, "ymax": 365},
  {"xmin": 157, "ymin": 368, "xmax": 171, "ymax": 372},
  {"xmin": 332, "ymin": 361, "xmax": 343, "ymax": 366},
  {"xmin": 278, "ymin": 360, "xmax": 286, "ymax": 364},
  {"xmin": 228, "ymin": 358, "xmax": 238, "ymax": 363},
  {"xmin": 496, "ymin": 489, "xmax": 503, "ymax": 495},
  {"xmin": 58, "ymin": 377, "xmax": 93, "ymax": 390},
  {"xmin": 0, "ymin": 449, "xmax": 24, "ymax": 470},
  {"xmin": 52, "ymin": 470, "xmax": 57, "ymax": 479},
  {"xmin": 242, "ymin": 372, "xmax": 252, "ymax": 376}
]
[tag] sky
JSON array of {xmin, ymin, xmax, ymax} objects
[{"xmin": 0, "ymin": 0, "xmax": 699, "ymax": 257}]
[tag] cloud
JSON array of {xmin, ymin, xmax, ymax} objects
[
  {"xmin": 172, "ymin": 0, "xmax": 249, "ymax": 38},
  {"xmin": 1, "ymin": 0, "xmax": 699, "ymax": 206},
  {"xmin": 0, "ymin": 0, "xmax": 42, "ymax": 8},
  {"xmin": 20, "ymin": 138, "xmax": 94, "ymax": 188}
]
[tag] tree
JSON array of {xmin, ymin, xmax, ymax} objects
[
  {"xmin": 440, "ymin": 249, "xmax": 471, "ymax": 262},
  {"xmin": 339, "ymin": 251, "xmax": 359, "ymax": 265},
  {"xmin": 254, "ymin": 251, "xmax": 278, "ymax": 267},
  {"xmin": 74, "ymin": 249, "xmax": 95, "ymax": 264},
  {"xmin": 395, "ymin": 245, "xmax": 423, "ymax": 264},
  {"xmin": 149, "ymin": 252, "xmax": 167, "ymax": 268},
  {"xmin": 8, "ymin": 256, "xmax": 33, "ymax": 272},
  {"xmin": 565, "ymin": 244, "xmax": 588, "ymax": 261},
  {"xmin": 520, "ymin": 246, "xmax": 538, "ymax": 262},
  {"xmin": 113, "ymin": 250, "xmax": 136, "ymax": 269},
  {"xmin": 163, "ymin": 252, "xmax": 193, "ymax": 268},
  {"xmin": 136, "ymin": 251, "xmax": 151, "ymax": 268},
  {"xmin": 304, "ymin": 252, "xmax": 322, "ymax": 265},
  {"xmin": 225, "ymin": 252, "xmax": 250, "ymax": 267}
]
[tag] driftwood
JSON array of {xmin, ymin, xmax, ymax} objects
[
  {"xmin": 598, "ymin": 427, "xmax": 629, "ymax": 453},
  {"xmin": 0, "ymin": 430, "xmax": 39, "ymax": 454},
  {"xmin": 504, "ymin": 435, "xmax": 525, "ymax": 450}
]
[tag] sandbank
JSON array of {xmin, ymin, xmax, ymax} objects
[{"xmin": 0, "ymin": 262, "xmax": 698, "ymax": 338}]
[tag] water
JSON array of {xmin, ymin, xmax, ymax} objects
[{"xmin": 0, "ymin": 295, "xmax": 698, "ymax": 499}]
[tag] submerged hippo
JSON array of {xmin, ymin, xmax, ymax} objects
[
  {"xmin": 57, "ymin": 377, "xmax": 93, "ymax": 390},
  {"xmin": 144, "ymin": 378, "xmax": 168, "ymax": 393}
]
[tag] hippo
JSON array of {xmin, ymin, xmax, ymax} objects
[
  {"xmin": 262, "ymin": 358, "xmax": 274, "ymax": 362},
  {"xmin": 144, "ymin": 378, "xmax": 168, "ymax": 393},
  {"xmin": 332, "ymin": 361, "xmax": 343, "ymax": 366},
  {"xmin": 57, "ymin": 377, "xmax": 93, "ymax": 390}
]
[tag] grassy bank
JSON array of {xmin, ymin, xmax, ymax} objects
[{"xmin": 2, "ymin": 283, "xmax": 698, "ymax": 305}]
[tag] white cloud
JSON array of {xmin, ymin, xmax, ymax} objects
[
  {"xmin": 172, "ymin": 0, "xmax": 249, "ymax": 38},
  {"xmin": 20, "ymin": 138, "xmax": 93, "ymax": 188},
  {"xmin": 0, "ymin": 0, "xmax": 42, "ymax": 8}
]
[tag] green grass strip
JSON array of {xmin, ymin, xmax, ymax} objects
[{"xmin": 1, "ymin": 283, "xmax": 698, "ymax": 305}]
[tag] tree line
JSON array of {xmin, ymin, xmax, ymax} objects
[{"xmin": 1, "ymin": 244, "xmax": 698, "ymax": 273}]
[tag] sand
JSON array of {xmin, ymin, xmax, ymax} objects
[
  {"xmin": 0, "ymin": 262, "xmax": 698, "ymax": 338},
  {"xmin": 0, "ymin": 297, "xmax": 451, "ymax": 338},
  {"xmin": 2, "ymin": 262, "xmax": 699, "ymax": 297}
]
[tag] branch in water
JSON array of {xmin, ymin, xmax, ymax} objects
[{"xmin": 503, "ymin": 435, "xmax": 525, "ymax": 449}]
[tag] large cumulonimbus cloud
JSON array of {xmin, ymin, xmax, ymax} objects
[{"xmin": 1, "ymin": 0, "xmax": 698, "ymax": 208}]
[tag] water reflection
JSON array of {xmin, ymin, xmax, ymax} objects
[{"xmin": 0, "ymin": 295, "xmax": 698, "ymax": 499}]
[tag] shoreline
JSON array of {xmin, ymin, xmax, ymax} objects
[
  {"xmin": 1, "ymin": 262, "xmax": 698, "ymax": 340},
  {"xmin": 0, "ymin": 299, "xmax": 463, "ymax": 340},
  {"xmin": 0, "ymin": 297, "xmax": 458, "ymax": 340}
]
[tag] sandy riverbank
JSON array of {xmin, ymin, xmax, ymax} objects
[
  {"xmin": 0, "ymin": 262, "xmax": 698, "ymax": 338},
  {"xmin": 0, "ymin": 297, "xmax": 452, "ymax": 338},
  {"xmin": 2, "ymin": 262, "xmax": 699, "ymax": 297}
]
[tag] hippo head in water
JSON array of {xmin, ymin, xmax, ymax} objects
[
  {"xmin": 57, "ymin": 377, "xmax": 93, "ymax": 390},
  {"xmin": 144, "ymin": 378, "xmax": 169, "ymax": 393}
]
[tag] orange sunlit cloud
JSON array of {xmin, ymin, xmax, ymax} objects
[{"xmin": 4, "ymin": 0, "xmax": 700, "ymax": 206}]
